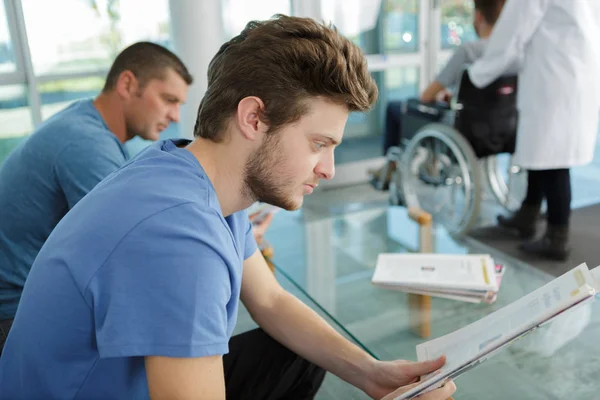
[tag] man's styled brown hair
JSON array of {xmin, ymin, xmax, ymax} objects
[
  {"xmin": 474, "ymin": 0, "xmax": 506, "ymax": 25},
  {"xmin": 194, "ymin": 14, "xmax": 378, "ymax": 141},
  {"xmin": 102, "ymin": 41, "xmax": 193, "ymax": 92}
]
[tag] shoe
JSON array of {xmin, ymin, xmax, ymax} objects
[
  {"xmin": 519, "ymin": 224, "xmax": 570, "ymax": 261},
  {"xmin": 369, "ymin": 161, "xmax": 396, "ymax": 191},
  {"xmin": 497, "ymin": 204, "xmax": 540, "ymax": 238}
]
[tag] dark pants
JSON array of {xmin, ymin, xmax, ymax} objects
[
  {"xmin": 0, "ymin": 319, "xmax": 12, "ymax": 357},
  {"xmin": 523, "ymin": 168, "xmax": 571, "ymax": 226},
  {"xmin": 0, "ymin": 323, "xmax": 325, "ymax": 398},
  {"xmin": 383, "ymin": 101, "xmax": 404, "ymax": 155},
  {"xmin": 224, "ymin": 328, "xmax": 326, "ymax": 399}
]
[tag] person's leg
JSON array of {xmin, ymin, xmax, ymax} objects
[
  {"xmin": 0, "ymin": 319, "xmax": 14, "ymax": 356},
  {"xmin": 544, "ymin": 168, "xmax": 571, "ymax": 227},
  {"xmin": 223, "ymin": 328, "xmax": 326, "ymax": 400},
  {"xmin": 370, "ymin": 101, "xmax": 404, "ymax": 191},
  {"xmin": 497, "ymin": 169, "xmax": 543, "ymax": 237},
  {"xmin": 521, "ymin": 168, "xmax": 570, "ymax": 260},
  {"xmin": 522, "ymin": 169, "xmax": 546, "ymax": 207},
  {"xmin": 383, "ymin": 101, "xmax": 404, "ymax": 155}
]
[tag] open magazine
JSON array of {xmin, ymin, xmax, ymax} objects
[{"xmin": 381, "ymin": 263, "xmax": 600, "ymax": 400}]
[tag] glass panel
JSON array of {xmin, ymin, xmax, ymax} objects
[
  {"xmin": 382, "ymin": 0, "xmax": 419, "ymax": 54},
  {"xmin": 39, "ymin": 77, "xmax": 104, "ymax": 120},
  {"xmin": 22, "ymin": 0, "xmax": 171, "ymax": 75},
  {"xmin": 264, "ymin": 204, "xmax": 600, "ymax": 398},
  {"xmin": 322, "ymin": 0, "xmax": 419, "ymax": 55},
  {"xmin": 338, "ymin": 67, "xmax": 419, "ymax": 164},
  {"xmin": 0, "ymin": 0, "xmax": 17, "ymax": 73},
  {"xmin": 441, "ymin": 0, "xmax": 477, "ymax": 49},
  {"xmin": 0, "ymin": 85, "xmax": 33, "ymax": 165},
  {"xmin": 222, "ymin": 0, "xmax": 291, "ymax": 39}
]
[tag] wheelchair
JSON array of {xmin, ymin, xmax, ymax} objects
[{"xmin": 382, "ymin": 71, "xmax": 527, "ymax": 236}]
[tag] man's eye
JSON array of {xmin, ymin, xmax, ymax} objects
[{"xmin": 314, "ymin": 142, "xmax": 325, "ymax": 150}]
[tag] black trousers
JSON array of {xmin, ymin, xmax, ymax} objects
[
  {"xmin": 0, "ymin": 319, "xmax": 12, "ymax": 357},
  {"xmin": 0, "ymin": 324, "xmax": 325, "ymax": 399},
  {"xmin": 224, "ymin": 328, "xmax": 326, "ymax": 399},
  {"xmin": 383, "ymin": 101, "xmax": 404, "ymax": 155},
  {"xmin": 522, "ymin": 168, "xmax": 571, "ymax": 226}
]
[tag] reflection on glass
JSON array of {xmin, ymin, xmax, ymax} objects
[
  {"xmin": 0, "ymin": 0, "xmax": 16, "ymax": 73},
  {"xmin": 40, "ymin": 77, "xmax": 105, "ymax": 120},
  {"xmin": 0, "ymin": 85, "xmax": 33, "ymax": 165},
  {"xmin": 441, "ymin": 0, "xmax": 477, "ymax": 49},
  {"xmin": 222, "ymin": 0, "xmax": 291, "ymax": 39},
  {"xmin": 21, "ymin": 0, "xmax": 171, "ymax": 75}
]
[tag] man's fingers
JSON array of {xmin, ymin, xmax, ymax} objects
[
  {"xmin": 419, "ymin": 380, "xmax": 456, "ymax": 400},
  {"xmin": 406, "ymin": 356, "xmax": 446, "ymax": 378}
]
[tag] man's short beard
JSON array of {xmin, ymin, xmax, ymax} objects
[{"xmin": 243, "ymin": 134, "xmax": 297, "ymax": 211}]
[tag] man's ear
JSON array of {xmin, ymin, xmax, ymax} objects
[
  {"xmin": 236, "ymin": 96, "xmax": 268, "ymax": 141},
  {"xmin": 115, "ymin": 70, "xmax": 139, "ymax": 100}
]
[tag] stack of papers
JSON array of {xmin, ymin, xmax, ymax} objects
[
  {"xmin": 381, "ymin": 263, "xmax": 600, "ymax": 400},
  {"xmin": 372, "ymin": 253, "xmax": 504, "ymax": 304}
]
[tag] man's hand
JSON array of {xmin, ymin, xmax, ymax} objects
[
  {"xmin": 249, "ymin": 211, "xmax": 274, "ymax": 245},
  {"xmin": 361, "ymin": 356, "xmax": 456, "ymax": 400}
]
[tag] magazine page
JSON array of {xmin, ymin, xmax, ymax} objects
[{"xmin": 382, "ymin": 263, "xmax": 596, "ymax": 400}]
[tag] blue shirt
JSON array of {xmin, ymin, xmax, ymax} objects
[
  {"xmin": 0, "ymin": 139, "xmax": 257, "ymax": 399},
  {"xmin": 0, "ymin": 99, "xmax": 128, "ymax": 319}
]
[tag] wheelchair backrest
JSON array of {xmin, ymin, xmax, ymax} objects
[
  {"xmin": 454, "ymin": 70, "xmax": 518, "ymax": 158},
  {"xmin": 456, "ymin": 70, "xmax": 517, "ymax": 109}
]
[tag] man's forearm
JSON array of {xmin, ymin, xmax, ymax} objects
[{"xmin": 250, "ymin": 290, "xmax": 376, "ymax": 391}]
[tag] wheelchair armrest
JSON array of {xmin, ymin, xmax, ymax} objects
[{"xmin": 405, "ymin": 98, "xmax": 452, "ymax": 123}]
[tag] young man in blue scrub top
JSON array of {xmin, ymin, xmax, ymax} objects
[
  {"xmin": 0, "ymin": 16, "xmax": 456, "ymax": 400},
  {"xmin": 0, "ymin": 42, "xmax": 192, "ymax": 349}
]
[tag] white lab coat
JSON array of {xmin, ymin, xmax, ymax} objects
[{"xmin": 468, "ymin": 0, "xmax": 600, "ymax": 169}]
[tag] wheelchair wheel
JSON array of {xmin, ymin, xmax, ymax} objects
[
  {"xmin": 400, "ymin": 123, "xmax": 482, "ymax": 236},
  {"xmin": 484, "ymin": 154, "xmax": 527, "ymax": 212}
]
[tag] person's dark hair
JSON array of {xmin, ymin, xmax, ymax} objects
[
  {"xmin": 194, "ymin": 14, "xmax": 378, "ymax": 141},
  {"xmin": 102, "ymin": 41, "xmax": 193, "ymax": 92},
  {"xmin": 474, "ymin": 0, "xmax": 506, "ymax": 25}
]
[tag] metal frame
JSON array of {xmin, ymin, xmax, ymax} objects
[
  {"xmin": 0, "ymin": 0, "xmax": 110, "ymax": 130},
  {"xmin": 5, "ymin": 0, "xmax": 41, "ymax": 125}
]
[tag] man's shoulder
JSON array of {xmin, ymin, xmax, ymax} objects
[{"xmin": 33, "ymin": 100, "xmax": 116, "ymax": 149}]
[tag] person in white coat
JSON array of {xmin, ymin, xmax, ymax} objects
[{"xmin": 468, "ymin": 0, "xmax": 600, "ymax": 260}]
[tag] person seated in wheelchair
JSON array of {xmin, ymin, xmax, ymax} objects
[{"xmin": 371, "ymin": 0, "xmax": 506, "ymax": 189}]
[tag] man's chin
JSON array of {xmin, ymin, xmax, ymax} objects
[{"xmin": 262, "ymin": 196, "xmax": 302, "ymax": 212}]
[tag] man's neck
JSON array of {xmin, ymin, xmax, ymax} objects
[
  {"xmin": 478, "ymin": 25, "xmax": 493, "ymax": 40},
  {"xmin": 93, "ymin": 92, "xmax": 128, "ymax": 143},
  {"xmin": 185, "ymin": 138, "xmax": 253, "ymax": 217}
]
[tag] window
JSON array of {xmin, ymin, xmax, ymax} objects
[
  {"xmin": 382, "ymin": 0, "xmax": 419, "ymax": 54},
  {"xmin": 322, "ymin": 0, "xmax": 419, "ymax": 55},
  {"xmin": 440, "ymin": 0, "xmax": 477, "ymax": 49},
  {"xmin": 222, "ymin": 0, "xmax": 291, "ymax": 40},
  {"xmin": 0, "ymin": 1, "xmax": 17, "ymax": 74},
  {"xmin": 40, "ymin": 76, "xmax": 104, "ymax": 120},
  {"xmin": 339, "ymin": 67, "xmax": 419, "ymax": 163},
  {"xmin": 0, "ymin": 85, "xmax": 33, "ymax": 165},
  {"xmin": 21, "ymin": 0, "xmax": 171, "ymax": 76}
]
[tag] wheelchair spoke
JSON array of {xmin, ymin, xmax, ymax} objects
[{"xmin": 399, "ymin": 124, "xmax": 482, "ymax": 235}]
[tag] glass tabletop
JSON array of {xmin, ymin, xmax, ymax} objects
[{"xmin": 265, "ymin": 204, "xmax": 600, "ymax": 400}]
